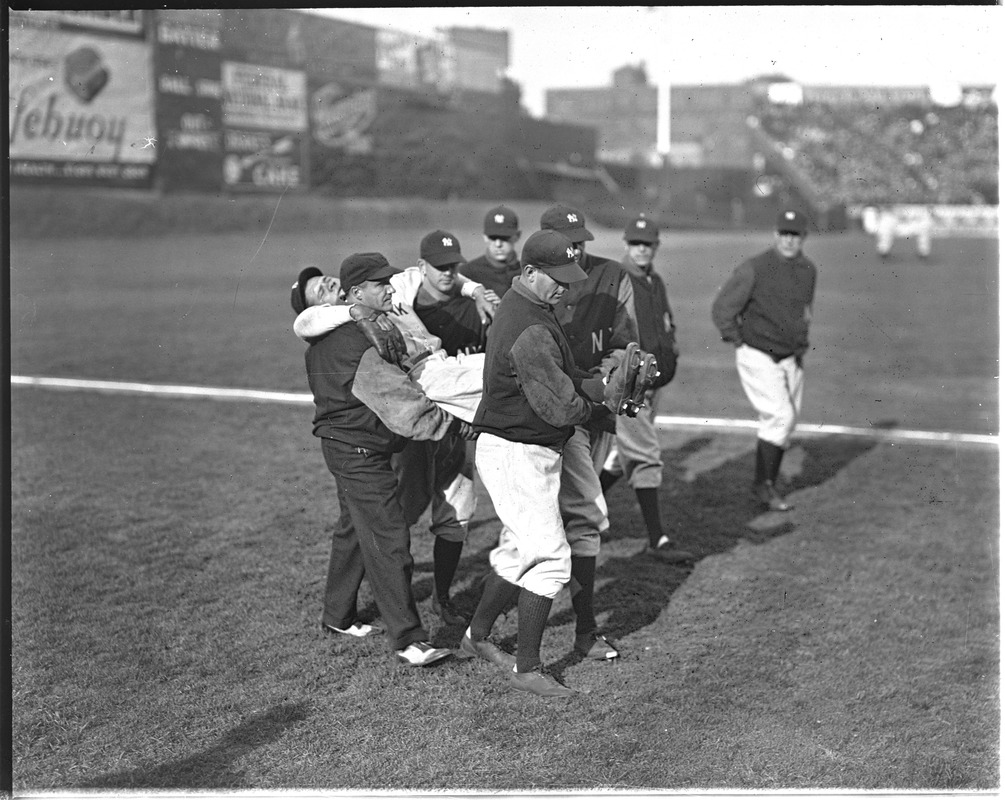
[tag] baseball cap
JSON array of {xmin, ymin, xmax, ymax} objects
[
  {"xmin": 521, "ymin": 230, "xmax": 588, "ymax": 283},
  {"xmin": 776, "ymin": 209, "xmax": 808, "ymax": 236},
  {"xmin": 339, "ymin": 252, "xmax": 400, "ymax": 290},
  {"xmin": 540, "ymin": 203, "xmax": 594, "ymax": 243},
  {"xmin": 484, "ymin": 205, "xmax": 520, "ymax": 237},
  {"xmin": 291, "ymin": 265, "xmax": 323, "ymax": 315},
  {"xmin": 624, "ymin": 215, "xmax": 659, "ymax": 243},
  {"xmin": 420, "ymin": 229, "xmax": 464, "ymax": 267}
]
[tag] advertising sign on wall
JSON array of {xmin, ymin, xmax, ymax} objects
[
  {"xmin": 221, "ymin": 61, "xmax": 308, "ymax": 191},
  {"xmin": 307, "ymin": 79, "xmax": 377, "ymax": 194},
  {"xmin": 153, "ymin": 9, "xmax": 224, "ymax": 192},
  {"xmin": 8, "ymin": 10, "xmax": 156, "ymax": 187}
]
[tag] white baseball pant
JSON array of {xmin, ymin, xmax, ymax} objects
[
  {"xmin": 408, "ymin": 351, "xmax": 484, "ymax": 423},
  {"xmin": 475, "ymin": 432, "xmax": 571, "ymax": 599},
  {"xmin": 735, "ymin": 343, "xmax": 804, "ymax": 448},
  {"xmin": 603, "ymin": 388, "xmax": 664, "ymax": 489}
]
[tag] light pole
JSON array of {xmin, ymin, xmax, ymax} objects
[{"xmin": 650, "ymin": 6, "xmax": 670, "ymax": 164}]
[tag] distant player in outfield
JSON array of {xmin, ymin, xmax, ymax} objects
[
  {"xmin": 540, "ymin": 203, "xmax": 642, "ymax": 662},
  {"xmin": 459, "ymin": 204, "xmax": 523, "ymax": 299},
  {"xmin": 293, "ymin": 252, "xmax": 477, "ymax": 667},
  {"xmin": 294, "ymin": 232, "xmax": 499, "ymax": 627},
  {"xmin": 599, "ymin": 214, "xmax": 695, "ymax": 564},
  {"xmin": 462, "ymin": 229, "xmax": 643, "ymax": 698},
  {"xmin": 874, "ymin": 204, "xmax": 933, "ymax": 260},
  {"xmin": 712, "ymin": 209, "xmax": 818, "ymax": 512}
]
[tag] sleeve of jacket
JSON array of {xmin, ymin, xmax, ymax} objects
[
  {"xmin": 510, "ymin": 325, "xmax": 595, "ymax": 428},
  {"xmin": 611, "ymin": 270, "xmax": 640, "ymax": 349},
  {"xmin": 711, "ymin": 260, "xmax": 755, "ymax": 344},
  {"xmin": 392, "ymin": 265, "xmax": 483, "ymax": 301},
  {"xmin": 294, "ymin": 304, "xmax": 354, "ymax": 341},
  {"xmin": 351, "ymin": 348, "xmax": 456, "ymax": 441}
]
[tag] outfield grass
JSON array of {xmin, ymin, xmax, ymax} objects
[{"xmin": 8, "ymin": 192, "xmax": 1000, "ymax": 790}]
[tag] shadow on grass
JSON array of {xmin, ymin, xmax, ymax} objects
[
  {"xmin": 546, "ymin": 432, "xmax": 880, "ymax": 672},
  {"xmin": 81, "ymin": 701, "xmax": 309, "ymax": 789}
]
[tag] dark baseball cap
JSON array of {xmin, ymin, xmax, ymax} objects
[
  {"xmin": 776, "ymin": 209, "xmax": 808, "ymax": 236},
  {"xmin": 540, "ymin": 203, "xmax": 594, "ymax": 243},
  {"xmin": 420, "ymin": 229, "xmax": 464, "ymax": 267},
  {"xmin": 624, "ymin": 215, "xmax": 659, "ymax": 243},
  {"xmin": 339, "ymin": 252, "xmax": 400, "ymax": 290},
  {"xmin": 484, "ymin": 205, "xmax": 520, "ymax": 237},
  {"xmin": 521, "ymin": 230, "xmax": 588, "ymax": 283},
  {"xmin": 291, "ymin": 265, "xmax": 323, "ymax": 315}
]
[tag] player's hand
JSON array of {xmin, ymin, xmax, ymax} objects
[
  {"xmin": 351, "ymin": 306, "xmax": 407, "ymax": 364},
  {"xmin": 450, "ymin": 417, "xmax": 478, "ymax": 440},
  {"xmin": 472, "ymin": 286, "xmax": 501, "ymax": 324}
]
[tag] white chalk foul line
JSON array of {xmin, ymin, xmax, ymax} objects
[{"xmin": 11, "ymin": 375, "xmax": 999, "ymax": 448}]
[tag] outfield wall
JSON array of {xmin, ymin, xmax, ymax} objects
[{"xmin": 8, "ymin": 8, "xmax": 595, "ymax": 200}]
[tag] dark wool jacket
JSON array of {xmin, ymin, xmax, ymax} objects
[
  {"xmin": 474, "ymin": 280, "xmax": 600, "ymax": 449},
  {"xmin": 711, "ymin": 247, "xmax": 817, "ymax": 359},
  {"xmin": 459, "ymin": 253, "xmax": 522, "ymax": 300},
  {"xmin": 553, "ymin": 253, "xmax": 638, "ymax": 373},
  {"xmin": 306, "ymin": 323, "xmax": 455, "ymax": 453},
  {"xmin": 620, "ymin": 256, "xmax": 678, "ymax": 387}
]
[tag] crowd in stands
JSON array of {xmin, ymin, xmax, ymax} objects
[{"xmin": 755, "ymin": 100, "xmax": 998, "ymax": 206}]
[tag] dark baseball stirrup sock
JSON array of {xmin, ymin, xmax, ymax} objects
[
  {"xmin": 433, "ymin": 537, "xmax": 464, "ymax": 600},
  {"xmin": 516, "ymin": 589, "xmax": 554, "ymax": 673},
  {"xmin": 569, "ymin": 555, "xmax": 597, "ymax": 636},
  {"xmin": 599, "ymin": 469, "xmax": 621, "ymax": 494},
  {"xmin": 468, "ymin": 572, "xmax": 519, "ymax": 642},
  {"xmin": 761, "ymin": 440, "xmax": 785, "ymax": 483},
  {"xmin": 755, "ymin": 440, "xmax": 767, "ymax": 484},
  {"xmin": 635, "ymin": 487, "xmax": 664, "ymax": 548}
]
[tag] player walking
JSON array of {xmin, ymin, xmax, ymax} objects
[
  {"xmin": 711, "ymin": 209, "xmax": 817, "ymax": 512},
  {"xmin": 600, "ymin": 214, "xmax": 695, "ymax": 564}
]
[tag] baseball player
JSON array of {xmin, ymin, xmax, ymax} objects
[
  {"xmin": 461, "ymin": 229, "xmax": 643, "ymax": 697},
  {"xmin": 293, "ymin": 232, "xmax": 497, "ymax": 626},
  {"xmin": 600, "ymin": 214, "xmax": 695, "ymax": 564},
  {"xmin": 299, "ymin": 251, "xmax": 475, "ymax": 666},
  {"xmin": 711, "ymin": 209, "xmax": 818, "ymax": 512},
  {"xmin": 459, "ymin": 204, "xmax": 523, "ymax": 299},
  {"xmin": 540, "ymin": 203, "xmax": 646, "ymax": 662},
  {"xmin": 875, "ymin": 204, "xmax": 933, "ymax": 260}
]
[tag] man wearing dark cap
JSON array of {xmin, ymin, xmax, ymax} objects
[
  {"xmin": 600, "ymin": 214, "xmax": 695, "ymax": 564},
  {"xmin": 712, "ymin": 209, "xmax": 818, "ymax": 512},
  {"xmin": 461, "ymin": 230, "xmax": 641, "ymax": 698},
  {"xmin": 459, "ymin": 205, "xmax": 523, "ymax": 298},
  {"xmin": 300, "ymin": 251, "xmax": 475, "ymax": 667},
  {"xmin": 539, "ymin": 202, "xmax": 643, "ymax": 662}
]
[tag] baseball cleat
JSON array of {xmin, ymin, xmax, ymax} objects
[
  {"xmin": 574, "ymin": 633, "xmax": 620, "ymax": 660},
  {"xmin": 603, "ymin": 342, "xmax": 642, "ymax": 416},
  {"xmin": 509, "ymin": 666, "xmax": 578, "ymax": 698},
  {"xmin": 458, "ymin": 631, "xmax": 517, "ymax": 669},
  {"xmin": 753, "ymin": 481, "xmax": 793, "ymax": 512}
]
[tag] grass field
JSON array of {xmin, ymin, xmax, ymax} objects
[{"xmin": 7, "ymin": 190, "xmax": 1000, "ymax": 792}]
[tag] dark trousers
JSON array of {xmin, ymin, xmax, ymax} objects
[{"xmin": 320, "ymin": 438, "xmax": 428, "ymax": 651}]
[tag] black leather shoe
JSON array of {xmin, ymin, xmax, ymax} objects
[
  {"xmin": 574, "ymin": 633, "xmax": 620, "ymax": 660},
  {"xmin": 509, "ymin": 667, "xmax": 577, "ymax": 698},
  {"xmin": 648, "ymin": 535, "xmax": 696, "ymax": 564},
  {"xmin": 458, "ymin": 632, "xmax": 516, "ymax": 669},
  {"xmin": 753, "ymin": 481, "xmax": 793, "ymax": 512}
]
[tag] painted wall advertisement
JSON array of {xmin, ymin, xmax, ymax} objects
[
  {"xmin": 8, "ymin": 10, "xmax": 156, "ymax": 187},
  {"xmin": 153, "ymin": 9, "xmax": 224, "ymax": 192},
  {"xmin": 221, "ymin": 61, "xmax": 308, "ymax": 190}
]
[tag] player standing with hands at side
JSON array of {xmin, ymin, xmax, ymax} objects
[{"xmin": 711, "ymin": 209, "xmax": 817, "ymax": 512}]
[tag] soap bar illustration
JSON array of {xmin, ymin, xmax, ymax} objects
[{"xmin": 64, "ymin": 46, "xmax": 109, "ymax": 103}]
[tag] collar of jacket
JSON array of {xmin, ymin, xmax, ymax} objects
[
  {"xmin": 619, "ymin": 255, "xmax": 653, "ymax": 280},
  {"xmin": 511, "ymin": 277, "xmax": 556, "ymax": 309}
]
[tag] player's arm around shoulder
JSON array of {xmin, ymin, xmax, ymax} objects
[
  {"xmin": 510, "ymin": 324, "xmax": 593, "ymax": 429},
  {"xmin": 351, "ymin": 347, "xmax": 457, "ymax": 441},
  {"xmin": 294, "ymin": 303, "xmax": 355, "ymax": 341}
]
